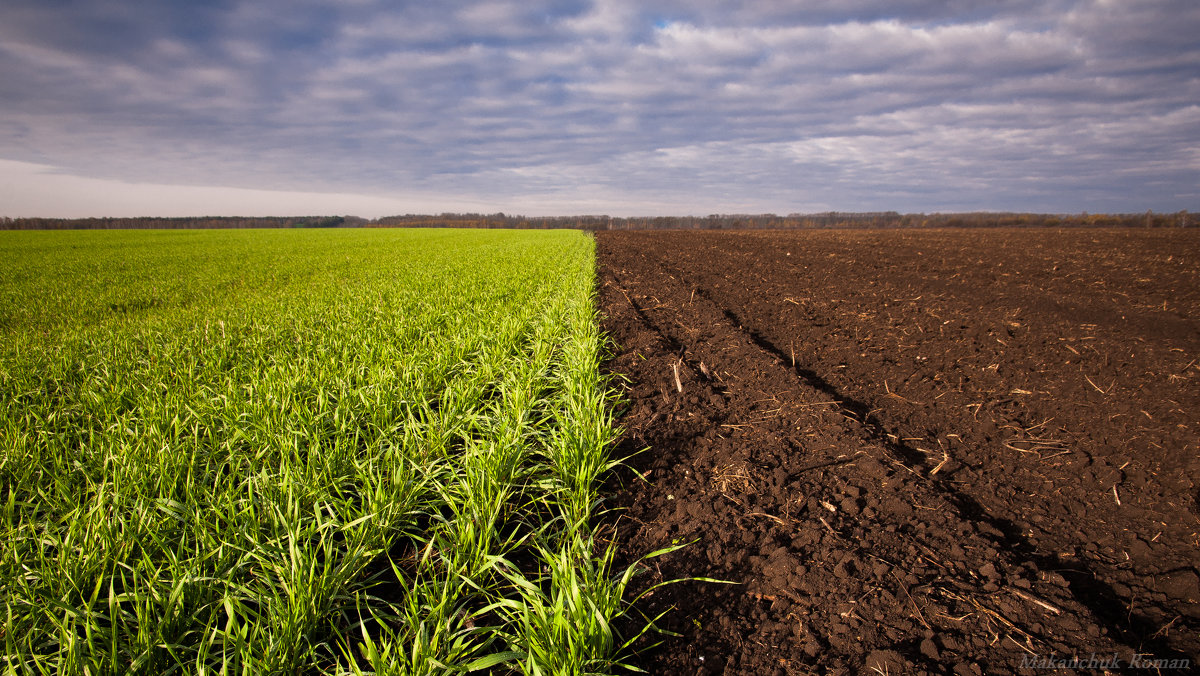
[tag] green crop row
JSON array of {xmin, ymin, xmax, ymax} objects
[{"xmin": 0, "ymin": 229, "xmax": 660, "ymax": 675}]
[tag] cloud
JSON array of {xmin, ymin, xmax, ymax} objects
[
  {"xmin": 0, "ymin": 0, "xmax": 1196, "ymax": 216},
  {"xmin": 0, "ymin": 159, "xmax": 497, "ymax": 219}
]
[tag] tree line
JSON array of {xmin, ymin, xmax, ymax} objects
[
  {"xmin": 0, "ymin": 216, "xmax": 366, "ymax": 230},
  {"xmin": 1, "ymin": 210, "xmax": 1192, "ymax": 231}
]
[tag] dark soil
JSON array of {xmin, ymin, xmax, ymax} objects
[{"xmin": 597, "ymin": 228, "xmax": 1200, "ymax": 675}]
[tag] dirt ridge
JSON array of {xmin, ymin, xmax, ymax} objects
[{"xmin": 598, "ymin": 229, "xmax": 1200, "ymax": 674}]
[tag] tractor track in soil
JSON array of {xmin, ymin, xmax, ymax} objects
[{"xmin": 596, "ymin": 228, "xmax": 1199, "ymax": 675}]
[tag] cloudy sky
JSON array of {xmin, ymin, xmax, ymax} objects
[{"xmin": 1, "ymin": 0, "xmax": 1197, "ymax": 218}]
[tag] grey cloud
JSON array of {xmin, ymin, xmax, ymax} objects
[{"xmin": 0, "ymin": 0, "xmax": 1196, "ymax": 214}]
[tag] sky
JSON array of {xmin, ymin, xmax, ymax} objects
[{"xmin": 0, "ymin": 0, "xmax": 1197, "ymax": 218}]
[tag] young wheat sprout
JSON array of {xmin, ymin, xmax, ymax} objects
[{"xmin": 0, "ymin": 228, "xmax": 671, "ymax": 676}]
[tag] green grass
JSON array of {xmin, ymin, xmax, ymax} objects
[{"xmin": 0, "ymin": 228, "xmax": 647, "ymax": 675}]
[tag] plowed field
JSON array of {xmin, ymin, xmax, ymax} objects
[{"xmin": 597, "ymin": 228, "xmax": 1199, "ymax": 674}]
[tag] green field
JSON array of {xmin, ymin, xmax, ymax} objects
[{"xmin": 0, "ymin": 229, "xmax": 645, "ymax": 675}]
